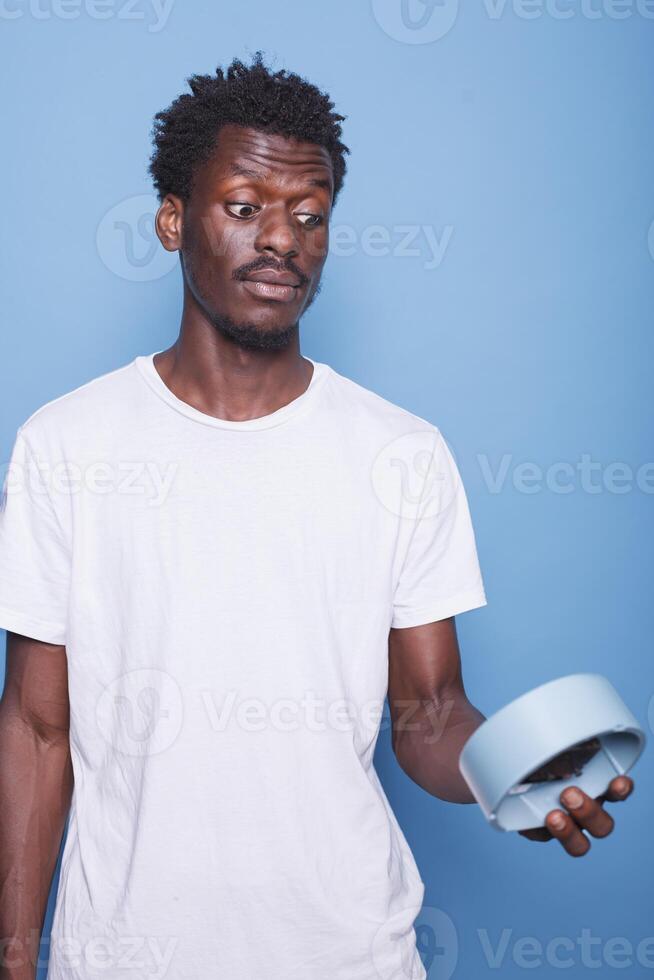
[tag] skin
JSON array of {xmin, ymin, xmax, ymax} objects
[
  {"xmin": 388, "ymin": 617, "xmax": 634, "ymax": 856},
  {"xmin": 0, "ymin": 635, "xmax": 72, "ymax": 979},
  {"xmin": 151, "ymin": 124, "xmax": 335, "ymax": 420},
  {"xmin": 0, "ymin": 121, "xmax": 636, "ymax": 977}
]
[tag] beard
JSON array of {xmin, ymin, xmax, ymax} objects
[
  {"xmin": 212, "ymin": 276, "xmax": 323, "ymax": 352},
  {"xmin": 206, "ymin": 310, "xmax": 300, "ymax": 352},
  {"xmin": 185, "ymin": 271, "xmax": 323, "ymax": 352}
]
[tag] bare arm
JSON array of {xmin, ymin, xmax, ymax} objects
[
  {"xmin": 387, "ymin": 616, "xmax": 485, "ymax": 804},
  {"xmin": 0, "ymin": 632, "xmax": 73, "ymax": 980},
  {"xmin": 388, "ymin": 619, "xmax": 637, "ymax": 860}
]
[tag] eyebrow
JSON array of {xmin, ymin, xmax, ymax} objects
[{"xmin": 225, "ymin": 163, "xmax": 332, "ymax": 193}]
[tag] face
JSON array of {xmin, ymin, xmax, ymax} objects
[{"xmin": 156, "ymin": 124, "xmax": 334, "ymax": 351}]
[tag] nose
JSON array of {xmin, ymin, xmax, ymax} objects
[{"xmin": 254, "ymin": 204, "xmax": 300, "ymax": 259}]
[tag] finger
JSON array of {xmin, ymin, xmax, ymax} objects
[
  {"xmin": 519, "ymin": 827, "xmax": 553, "ymax": 842},
  {"xmin": 600, "ymin": 775, "xmax": 634, "ymax": 804},
  {"xmin": 560, "ymin": 787, "xmax": 615, "ymax": 839},
  {"xmin": 545, "ymin": 809, "xmax": 591, "ymax": 857}
]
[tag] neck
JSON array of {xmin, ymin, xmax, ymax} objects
[{"xmin": 151, "ymin": 293, "xmax": 313, "ymax": 423}]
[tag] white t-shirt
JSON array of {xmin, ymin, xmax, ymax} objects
[{"xmin": 0, "ymin": 352, "xmax": 486, "ymax": 980}]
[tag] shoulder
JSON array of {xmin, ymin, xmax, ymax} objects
[
  {"xmin": 323, "ymin": 363, "xmax": 440, "ymax": 444},
  {"xmin": 16, "ymin": 356, "xmax": 140, "ymax": 454}
]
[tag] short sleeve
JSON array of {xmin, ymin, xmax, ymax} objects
[
  {"xmin": 390, "ymin": 428, "xmax": 487, "ymax": 629},
  {"xmin": 0, "ymin": 428, "xmax": 71, "ymax": 644}
]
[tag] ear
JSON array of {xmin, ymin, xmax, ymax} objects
[{"xmin": 155, "ymin": 194, "xmax": 184, "ymax": 252}]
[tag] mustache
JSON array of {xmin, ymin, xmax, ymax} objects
[{"xmin": 232, "ymin": 258, "xmax": 309, "ymax": 287}]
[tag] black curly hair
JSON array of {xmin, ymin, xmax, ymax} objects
[{"xmin": 148, "ymin": 51, "xmax": 350, "ymax": 208}]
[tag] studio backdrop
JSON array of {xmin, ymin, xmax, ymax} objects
[{"xmin": 1, "ymin": 2, "xmax": 652, "ymax": 977}]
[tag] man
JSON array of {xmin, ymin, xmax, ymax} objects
[{"xmin": 0, "ymin": 52, "xmax": 634, "ymax": 980}]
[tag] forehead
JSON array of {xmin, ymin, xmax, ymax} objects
[{"xmin": 198, "ymin": 124, "xmax": 334, "ymax": 195}]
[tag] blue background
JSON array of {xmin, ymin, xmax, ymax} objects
[{"xmin": 1, "ymin": 1, "xmax": 652, "ymax": 976}]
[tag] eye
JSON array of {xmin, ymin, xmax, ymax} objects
[
  {"xmin": 225, "ymin": 202, "xmax": 260, "ymax": 218},
  {"xmin": 296, "ymin": 213, "xmax": 324, "ymax": 228}
]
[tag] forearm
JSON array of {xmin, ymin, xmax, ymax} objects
[
  {"xmin": 392, "ymin": 689, "xmax": 486, "ymax": 803},
  {"xmin": 0, "ymin": 706, "xmax": 73, "ymax": 980}
]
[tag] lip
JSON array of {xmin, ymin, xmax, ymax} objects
[
  {"xmin": 244, "ymin": 270, "xmax": 301, "ymax": 287},
  {"xmin": 240, "ymin": 276, "xmax": 302, "ymax": 303}
]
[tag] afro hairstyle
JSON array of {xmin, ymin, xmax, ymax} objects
[{"xmin": 148, "ymin": 51, "xmax": 350, "ymax": 208}]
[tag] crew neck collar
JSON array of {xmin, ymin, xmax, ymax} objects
[{"xmin": 133, "ymin": 350, "xmax": 330, "ymax": 431}]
